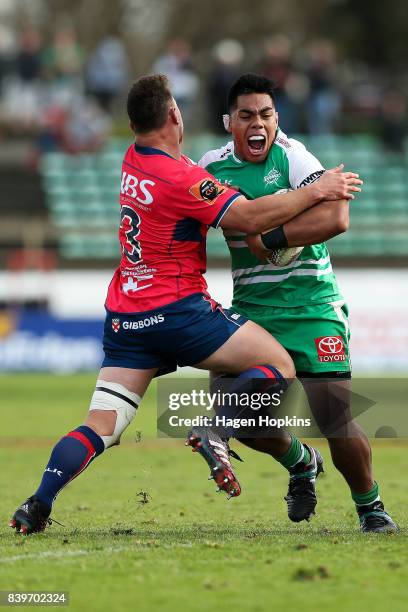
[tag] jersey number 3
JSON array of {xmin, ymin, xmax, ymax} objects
[{"xmin": 120, "ymin": 205, "xmax": 142, "ymax": 264}]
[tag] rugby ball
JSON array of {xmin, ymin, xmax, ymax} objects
[
  {"xmin": 265, "ymin": 188, "xmax": 304, "ymax": 267},
  {"xmin": 266, "ymin": 245, "xmax": 304, "ymax": 266}
]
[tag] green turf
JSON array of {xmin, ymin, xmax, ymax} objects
[{"xmin": 0, "ymin": 374, "xmax": 407, "ymax": 612}]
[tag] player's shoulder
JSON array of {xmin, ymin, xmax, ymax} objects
[
  {"xmin": 273, "ymin": 130, "xmax": 324, "ymax": 188},
  {"xmin": 163, "ymin": 153, "xmax": 210, "ymax": 192},
  {"xmin": 123, "ymin": 142, "xmax": 137, "ymax": 162},
  {"xmin": 274, "ymin": 129, "xmax": 308, "ymax": 156},
  {"xmin": 181, "ymin": 154, "xmax": 196, "ymax": 166},
  {"xmin": 197, "ymin": 141, "xmax": 234, "ymax": 169}
]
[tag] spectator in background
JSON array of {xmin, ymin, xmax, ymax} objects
[
  {"xmin": 42, "ymin": 25, "xmax": 84, "ymax": 88},
  {"xmin": 256, "ymin": 35, "xmax": 301, "ymax": 133},
  {"xmin": 0, "ymin": 24, "xmax": 16, "ymax": 98},
  {"xmin": 1, "ymin": 27, "xmax": 44, "ymax": 133},
  {"xmin": 153, "ymin": 39, "xmax": 198, "ymax": 128},
  {"xmin": 36, "ymin": 102, "xmax": 67, "ymax": 152},
  {"xmin": 304, "ymin": 39, "xmax": 341, "ymax": 135},
  {"xmin": 37, "ymin": 25, "xmax": 85, "ymax": 148},
  {"xmin": 37, "ymin": 94, "xmax": 111, "ymax": 154},
  {"xmin": 16, "ymin": 28, "xmax": 43, "ymax": 83},
  {"xmin": 86, "ymin": 36, "xmax": 130, "ymax": 114},
  {"xmin": 207, "ymin": 39, "xmax": 244, "ymax": 134},
  {"xmin": 378, "ymin": 89, "xmax": 407, "ymax": 154},
  {"xmin": 63, "ymin": 97, "xmax": 112, "ymax": 153}
]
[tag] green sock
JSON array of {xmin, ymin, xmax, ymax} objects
[
  {"xmin": 352, "ymin": 481, "xmax": 380, "ymax": 506},
  {"xmin": 278, "ymin": 434, "xmax": 311, "ymax": 470}
]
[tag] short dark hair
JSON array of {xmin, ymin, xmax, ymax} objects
[
  {"xmin": 227, "ymin": 73, "xmax": 276, "ymax": 112},
  {"xmin": 127, "ymin": 74, "xmax": 173, "ymax": 133}
]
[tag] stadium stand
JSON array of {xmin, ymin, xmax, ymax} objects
[
  {"xmin": 40, "ymin": 135, "xmax": 408, "ymax": 261},
  {"xmin": 0, "ymin": 150, "xmax": 58, "ymax": 269}
]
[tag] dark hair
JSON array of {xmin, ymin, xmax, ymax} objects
[
  {"xmin": 127, "ymin": 74, "xmax": 173, "ymax": 133},
  {"xmin": 227, "ymin": 73, "xmax": 276, "ymax": 112}
]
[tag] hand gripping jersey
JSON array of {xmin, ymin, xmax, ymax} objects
[
  {"xmin": 105, "ymin": 144, "xmax": 240, "ymax": 313},
  {"xmin": 198, "ymin": 128, "xmax": 343, "ymax": 308}
]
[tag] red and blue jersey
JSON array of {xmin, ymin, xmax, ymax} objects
[{"xmin": 105, "ymin": 144, "xmax": 240, "ymax": 313}]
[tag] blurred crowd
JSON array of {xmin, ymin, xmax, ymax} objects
[
  {"xmin": 0, "ymin": 25, "xmax": 129, "ymax": 154},
  {"xmin": 205, "ymin": 35, "xmax": 407, "ymax": 150},
  {"xmin": 0, "ymin": 26, "xmax": 406, "ymax": 155}
]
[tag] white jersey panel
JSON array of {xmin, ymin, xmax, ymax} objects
[{"xmin": 274, "ymin": 131, "xmax": 325, "ymax": 189}]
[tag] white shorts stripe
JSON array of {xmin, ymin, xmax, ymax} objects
[{"xmin": 329, "ymin": 300, "xmax": 350, "ymax": 338}]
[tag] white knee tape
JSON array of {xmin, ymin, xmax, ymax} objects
[{"xmin": 89, "ymin": 379, "xmax": 141, "ymax": 448}]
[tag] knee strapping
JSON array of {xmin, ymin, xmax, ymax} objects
[{"xmin": 89, "ymin": 379, "xmax": 141, "ymax": 448}]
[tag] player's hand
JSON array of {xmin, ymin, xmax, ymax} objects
[
  {"xmin": 315, "ymin": 164, "xmax": 363, "ymax": 201},
  {"xmin": 245, "ymin": 234, "xmax": 270, "ymax": 261}
]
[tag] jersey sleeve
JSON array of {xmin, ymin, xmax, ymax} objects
[
  {"xmin": 286, "ymin": 138, "xmax": 325, "ymax": 189},
  {"xmin": 171, "ymin": 166, "xmax": 241, "ymax": 228},
  {"xmin": 197, "ymin": 142, "xmax": 234, "ymax": 169}
]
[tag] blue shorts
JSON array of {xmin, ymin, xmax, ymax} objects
[{"xmin": 102, "ymin": 292, "xmax": 248, "ymax": 375}]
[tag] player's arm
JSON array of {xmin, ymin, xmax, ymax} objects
[
  {"xmin": 275, "ymin": 140, "xmax": 351, "ymax": 243},
  {"xmin": 245, "ymin": 199, "xmax": 350, "ymax": 260},
  {"xmin": 245, "ymin": 141, "xmax": 358, "ymax": 258},
  {"xmin": 219, "ymin": 165, "xmax": 361, "ymax": 233},
  {"xmin": 284, "ymin": 198, "xmax": 349, "ymax": 245}
]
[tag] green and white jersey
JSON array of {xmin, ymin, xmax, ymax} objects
[{"xmin": 198, "ymin": 129, "xmax": 343, "ymax": 308}]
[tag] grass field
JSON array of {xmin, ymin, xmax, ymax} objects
[{"xmin": 1, "ymin": 374, "xmax": 407, "ymax": 612}]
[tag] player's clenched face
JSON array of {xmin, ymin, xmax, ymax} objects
[{"xmin": 229, "ymin": 93, "xmax": 278, "ymax": 163}]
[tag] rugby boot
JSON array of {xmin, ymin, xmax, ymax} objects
[
  {"xmin": 357, "ymin": 500, "xmax": 398, "ymax": 533},
  {"xmin": 9, "ymin": 495, "xmax": 52, "ymax": 535},
  {"xmin": 186, "ymin": 426, "xmax": 242, "ymax": 499},
  {"xmin": 284, "ymin": 444, "xmax": 324, "ymax": 522}
]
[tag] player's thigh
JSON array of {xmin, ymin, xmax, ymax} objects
[
  {"xmin": 237, "ymin": 301, "xmax": 351, "ymax": 375},
  {"xmin": 195, "ymin": 320, "xmax": 295, "ymax": 378},
  {"xmin": 301, "ymin": 375, "xmax": 352, "ymax": 437},
  {"xmin": 98, "ymin": 366, "xmax": 157, "ymax": 396}
]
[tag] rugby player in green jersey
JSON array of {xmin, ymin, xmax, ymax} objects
[{"xmin": 198, "ymin": 73, "xmax": 396, "ymax": 532}]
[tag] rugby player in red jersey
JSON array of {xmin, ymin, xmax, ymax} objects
[{"xmin": 10, "ymin": 75, "xmax": 362, "ymax": 534}]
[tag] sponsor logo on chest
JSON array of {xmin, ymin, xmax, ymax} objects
[{"xmin": 264, "ymin": 167, "xmax": 282, "ymax": 186}]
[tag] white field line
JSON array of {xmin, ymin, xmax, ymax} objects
[
  {"xmin": 1, "ymin": 542, "xmax": 194, "ymax": 564},
  {"xmin": 0, "ymin": 546, "xmax": 127, "ymax": 564}
]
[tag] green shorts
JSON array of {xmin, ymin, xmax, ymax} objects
[{"xmin": 232, "ymin": 300, "xmax": 351, "ymax": 374}]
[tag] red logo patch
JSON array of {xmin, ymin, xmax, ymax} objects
[
  {"xmin": 112, "ymin": 318, "xmax": 120, "ymax": 333},
  {"xmin": 314, "ymin": 336, "xmax": 346, "ymax": 362}
]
